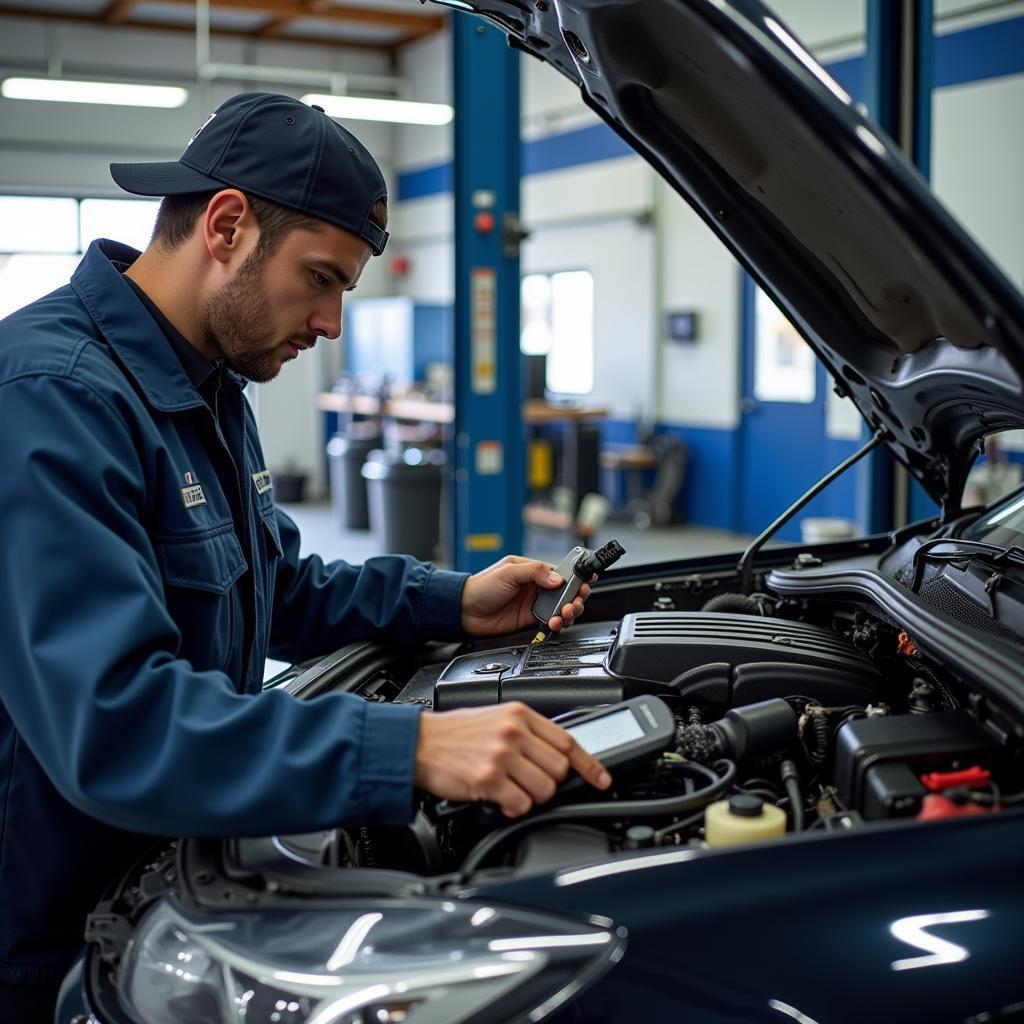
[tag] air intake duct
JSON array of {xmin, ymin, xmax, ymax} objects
[{"xmin": 677, "ymin": 699, "xmax": 798, "ymax": 763}]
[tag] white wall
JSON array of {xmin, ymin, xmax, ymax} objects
[
  {"xmin": 657, "ymin": 181, "xmax": 741, "ymax": 429},
  {"xmin": 932, "ymin": 73, "xmax": 1024, "ymax": 288}
]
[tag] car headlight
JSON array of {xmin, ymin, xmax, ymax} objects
[{"xmin": 116, "ymin": 895, "xmax": 624, "ymax": 1024}]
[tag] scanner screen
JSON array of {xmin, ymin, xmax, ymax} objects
[{"xmin": 569, "ymin": 708, "xmax": 644, "ymax": 755}]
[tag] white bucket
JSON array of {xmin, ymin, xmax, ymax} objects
[{"xmin": 800, "ymin": 517, "xmax": 857, "ymax": 543}]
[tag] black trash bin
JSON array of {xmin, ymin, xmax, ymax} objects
[
  {"xmin": 361, "ymin": 448, "xmax": 445, "ymax": 561},
  {"xmin": 326, "ymin": 427, "xmax": 381, "ymax": 530}
]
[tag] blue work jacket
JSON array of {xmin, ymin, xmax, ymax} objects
[{"xmin": 0, "ymin": 239, "xmax": 468, "ymax": 986}]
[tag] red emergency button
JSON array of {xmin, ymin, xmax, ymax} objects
[
  {"xmin": 473, "ymin": 211, "xmax": 495, "ymax": 234},
  {"xmin": 920, "ymin": 766, "xmax": 991, "ymax": 792}
]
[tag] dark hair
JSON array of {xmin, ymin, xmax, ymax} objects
[{"xmin": 151, "ymin": 190, "xmax": 389, "ymax": 257}]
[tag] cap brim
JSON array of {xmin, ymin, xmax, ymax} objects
[{"xmin": 110, "ymin": 161, "xmax": 227, "ymax": 197}]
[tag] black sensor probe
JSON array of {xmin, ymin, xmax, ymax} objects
[{"xmin": 531, "ymin": 539, "xmax": 625, "ymax": 644}]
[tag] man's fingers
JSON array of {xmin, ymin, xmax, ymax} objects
[
  {"xmin": 526, "ymin": 712, "xmax": 610, "ymax": 791},
  {"xmin": 566, "ymin": 739, "xmax": 612, "ymax": 790},
  {"xmin": 507, "ymin": 754, "xmax": 560, "ymax": 807},
  {"xmin": 518, "ymin": 731, "xmax": 572, "ymax": 783},
  {"xmin": 489, "ymin": 776, "xmax": 535, "ymax": 818}
]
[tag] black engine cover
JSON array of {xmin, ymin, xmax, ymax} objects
[
  {"xmin": 608, "ymin": 612, "xmax": 884, "ymax": 707},
  {"xmin": 428, "ymin": 613, "xmax": 883, "ymax": 714}
]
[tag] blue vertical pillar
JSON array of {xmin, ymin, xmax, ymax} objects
[
  {"xmin": 450, "ymin": 16, "xmax": 523, "ymax": 572},
  {"xmin": 859, "ymin": 0, "xmax": 936, "ymax": 531}
]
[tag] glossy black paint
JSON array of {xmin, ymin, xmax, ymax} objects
[
  {"xmin": 469, "ymin": 811, "xmax": 1024, "ymax": 1023},
  {"xmin": 453, "ymin": 0, "xmax": 1024, "ymax": 510}
]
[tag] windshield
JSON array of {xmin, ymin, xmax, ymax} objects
[{"xmin": 961, "ymin": 488, "xmax": 1024, "ymax": 546}]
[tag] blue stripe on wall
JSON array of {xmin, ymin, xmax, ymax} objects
[
  {"xmin": 594, "ymin": 419, "xmax": 740, "ymax": 530},
  {"xmin": 396, "ymin": 15, "xmax": 1024, "ymax": 202},
  {"xmin": 935, "ymin": 15, "xmax": 1024, "ymax": 88},
  {"xmin": 522, "ymin": 122, "xmax": 634, "ymax": 175},
  {"xmin": 398, "ymin": 122, "xmax": 631, "ymax": 201},
  {"xmin": 658, "ymin": 423, "xmax": 742, "ymax": 532},
  {"xmin": 397, "ymin": 161, "xmax": 453, "ymax": 201}
]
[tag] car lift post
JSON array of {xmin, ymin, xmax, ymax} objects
[
  {"xmin": 860, "ymin": 0, "xmax": 936, "ymax": 531},
  {"xmin": 450, "ymin": 15, "xmax": 525, "ymax": 572}
]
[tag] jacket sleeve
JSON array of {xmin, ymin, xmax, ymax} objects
[
  {"xmin": 267, "ymin": 508, "xmax": 470, "ymax": 664},
  {"xmin": 0, "ymin": 371, "xmax": 423, "ymax": 837}
]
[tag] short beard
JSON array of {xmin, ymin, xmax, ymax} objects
[{"xmin": 204, "ymin": 245, "xmax": 283, "ymax": 383}]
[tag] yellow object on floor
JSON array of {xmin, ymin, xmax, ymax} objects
[{"xmin": 527, "ymin": 438, "xmax": 554, "ymax": 490}]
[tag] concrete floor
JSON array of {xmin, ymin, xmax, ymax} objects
[{"xmin": 278, "ymin": 500, "xmax": 753, "ymax": 571}]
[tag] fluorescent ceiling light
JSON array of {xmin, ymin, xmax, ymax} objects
[
  {"xmin": 301, "ymin": 93, "xmax": 452, "ymax": 126},
  {"xmin": 1, "ymin": 77, "xmax": 188, "ymax": 108}
]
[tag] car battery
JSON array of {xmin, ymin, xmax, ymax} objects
[{"xmin": 835, "ymin": 711, "xmax": 995, "ymax": 820}]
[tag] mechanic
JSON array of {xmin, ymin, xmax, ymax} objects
[{"xmin": 0, "ymin": 92, "xmax": 611, "ymax": 1019}]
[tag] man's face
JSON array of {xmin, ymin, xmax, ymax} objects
[{"xmin": 204, "ymin": 222, "xmax": 373, "ymax": 383}]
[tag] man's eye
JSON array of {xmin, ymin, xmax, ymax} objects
[{"xmin": 311, "ymin": 271, "xmax": 330, "ymax": 288}]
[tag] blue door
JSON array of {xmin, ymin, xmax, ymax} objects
[{"xmin": 737, "ymin": 274, "xmax": 857, "ymax": 541}]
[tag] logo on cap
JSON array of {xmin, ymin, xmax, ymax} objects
[{"xmin": 186, "ymin": 112, "xmax": 216, "ymax": 147}]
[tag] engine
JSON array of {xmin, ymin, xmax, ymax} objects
[{"xmin": 334, "ymin": 606, "xmax": 1011, "ymax": 881}]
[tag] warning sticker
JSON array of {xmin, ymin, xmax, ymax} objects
[
  {"xmin": 466, "ymin": 533, "xmax": 503, "ymax": 552},
  {"xmin": 471, "ymin": 267, "xmax": 496, "ymax": 394},
  {"xmin": 475, "ymin": 441, "xmax": 503, "ymax": 475}
]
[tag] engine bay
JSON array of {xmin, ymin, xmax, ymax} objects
[
  {"xmin": 82, "ymin": 541, "xmax": 1024, "ymax": 1023},
  {"xmin": 241, "ymin": 568, "xmax": 1022, "ymax": 890}
]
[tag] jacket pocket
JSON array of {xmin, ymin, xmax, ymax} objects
[
  {"xmin": 154, "ymin": 523, "xmax": 247, "ymax": 594},
  {"xmin": 259, "ymin": 505, "xmax": 284, "ymax": 561}
]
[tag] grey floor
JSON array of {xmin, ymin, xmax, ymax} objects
[{"xmin": 278, "ymin": 500, "xmax": 753, "ymax": 571}]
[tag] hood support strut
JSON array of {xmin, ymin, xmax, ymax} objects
[{"xmin": 738, "ymin": 432, "xmax": 888, "ymax": 594}]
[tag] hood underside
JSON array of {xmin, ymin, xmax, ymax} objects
[{"xmin": 451, "ymin": 0, "xmax": 1024, "ymax": 511}]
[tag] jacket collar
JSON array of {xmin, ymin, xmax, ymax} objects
[{"xmin": 71, "ymin": 239, "xmax": 235, "ymax": 412}]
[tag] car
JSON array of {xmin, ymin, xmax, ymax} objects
[{"xmin": 57, "ymin": 1, "xmax": 1024, "ymax": 1022}]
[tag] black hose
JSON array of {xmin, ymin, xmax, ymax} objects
[
  {"xmin": 809, "ymin": 711, "xmax": 830, "ymax": 765},
  {"xmin": 780, "ymin": 760, "xmax": 804, "ymax": 832},
  {"xmin": 459, "ymin": 759, "xmax": 737, "ymax": 878},
  {"xmin": 701, "ymin": 593, "xmax": 774, "ymax": 615}
]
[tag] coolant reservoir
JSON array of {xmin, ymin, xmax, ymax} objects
[{"xmin": 705, "ymin": 794, "xmax": 787, "ymax": 847}]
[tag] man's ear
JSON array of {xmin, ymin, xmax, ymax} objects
[{"xmin": 203, "ymin": 189, "xmax": 257, "ymax": 265}]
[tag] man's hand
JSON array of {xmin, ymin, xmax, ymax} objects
[
  {"xmin": 460, "ymin": 554, "xmax": 591, "ymax": 637},
  {"xmin": 414, "ymin": 702, "xmax": 612, "ymax": 817}
]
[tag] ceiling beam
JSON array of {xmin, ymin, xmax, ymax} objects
[
  {"xmin": 153, "ymin": 0, "xmax": 444, "ymax": 36},
  {"xmin": 101, "ymin": 0, "xmax": 142, "ymax": 23},
  {"xmin": 257, "ymin": 15, "xmax": 293, "ymax": 38},
  {"xmin": 0, "ymin": 7, "xmax": 399, "ymax": 53}
]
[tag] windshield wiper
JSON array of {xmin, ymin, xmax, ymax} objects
[{"xmin": 909, "ymin": 538, "xmax": 1024, "ymax": 614}]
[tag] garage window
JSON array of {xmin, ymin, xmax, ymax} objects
[
  {"xmin": 521, "ymin": 269, "xmax": 594, "ymax": 396},
  {"xmin": 0, "ymin": 194, "xmax": 159, "ymax": 320}
]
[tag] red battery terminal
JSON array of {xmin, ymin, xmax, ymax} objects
[
  {"xmin": 896, "ymin": 630, "xmax": 918, "ymax": 657},
  {"xmin": 919, "ymin": 766, "xmax": 991, "ymax": 792},
  {"xmin": 918, "ymin": 794, "xmax": 996, "ymax": 821}
]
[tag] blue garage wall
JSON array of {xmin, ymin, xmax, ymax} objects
[{"xmin": 394, "ymin": 15, "xmax": 1024, "ymax": 533}]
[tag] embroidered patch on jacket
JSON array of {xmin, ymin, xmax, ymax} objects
[
  {"xmin": 181, "ymin": 471, "xmax": 207, "ymax": 509},
  {"xmin": 252, "ymin": 470, "xmax": 273, "ymax": 495}
]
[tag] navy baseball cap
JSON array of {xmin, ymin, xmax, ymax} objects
[{"xmin": 110, "ymin": 92, "xmax": 389, "ymax": 255}]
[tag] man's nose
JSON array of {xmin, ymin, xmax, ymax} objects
[{"xmin": 310, "ymin": 296, "xmax": 343, "ymax": 341}]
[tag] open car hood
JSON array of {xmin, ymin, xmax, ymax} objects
[{"xmin": 446, "ymin": 0, "xmax": 1024, "ymax": 512}]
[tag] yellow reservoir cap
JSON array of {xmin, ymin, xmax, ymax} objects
[{"xmin": 705, "ymin": 794, "xmax": 787, "ymax": 848}]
